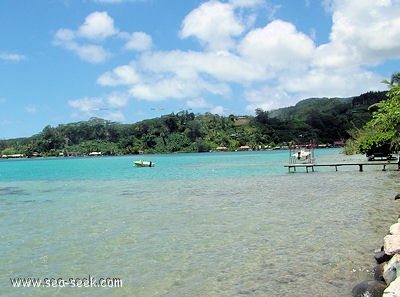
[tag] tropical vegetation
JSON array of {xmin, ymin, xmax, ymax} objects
[
  {"xmin": 0, "ymin": 88, "xmax": 391, "ymax": 157},
  {"xmin": 346, "ymin": 72, "xmax": 400, "ymax": 155}
]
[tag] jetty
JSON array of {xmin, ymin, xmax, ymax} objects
[{"xmin": 284, "ymin": 161, "xmax": 397, "ymax": 173}]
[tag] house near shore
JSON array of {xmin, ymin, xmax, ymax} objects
[
  {"xmin": 240, "ymin": 145, "xmax": 250, "ymax": 151},
  {"xmin": 216, "ymin": 146, "xmax": 228, "ymax": 151}
]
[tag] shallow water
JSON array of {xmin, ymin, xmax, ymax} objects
[{"xmin": 1, "ymin": 149, "xmax": 399, "ymax": 296}]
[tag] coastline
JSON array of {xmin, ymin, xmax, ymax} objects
[{"xmin": 353, "ymin": 201, "xmax": 400, "ymax": 296}]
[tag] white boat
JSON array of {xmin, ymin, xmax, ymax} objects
[
  {"xmin": 134, "ymin": 160, "xmax": 155, "ymax": 167},
  {"xmin": 291, "ymin": 149, "xmax": 311, "ymax": 162}
]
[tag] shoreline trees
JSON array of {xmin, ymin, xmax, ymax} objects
[{"xmin": 0, "ymin": 90, "xmax": 388, "ymax": 157}]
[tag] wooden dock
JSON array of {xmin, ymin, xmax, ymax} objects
[{"xmin": 284, "ymin": 161, "xmax": 398, "ymax": 173}]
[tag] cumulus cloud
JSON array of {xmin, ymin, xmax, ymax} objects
[
  {"xmin": 65, "ymin": 0, "xmax": 400, "ymax": 117},
  {"xmin": 312, "ymin": 0, "xmax": 400, "ymax": 70},
  {"xmin": 54, "ymin": 11, "xmax": 154, "ymax": 64},
  {"xmin": 78, "ymin": 11, "xmax": 118, "ymax": 40},
  {"xmin": 128, "ymin": 76, "xmax": 230, "ymax": 102},
  {"xmin": 124, "ymin": 32, "xmax": 152, "ymax": 51},
  {"xmin": 239, "ymin": 20, "xmax": 315, "ymax": 69},
  {"xmin": 97, "ymin": 64, "xmax": 141, "ymax": 86},
  {"xmin": 138, "ymin": 50, "xmax": 264, "ymax": 83},
  {"xmin": 180, "ymin": 1, "xmax": 244, "ymax": 51},
  {"xmin": 53, "ymin": 12, "xmax": 115, "ymax": 63}
]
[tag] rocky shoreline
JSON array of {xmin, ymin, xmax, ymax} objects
[{"xmin": 353, "ymin": 199, "xmax": 400, "ymax": 297}]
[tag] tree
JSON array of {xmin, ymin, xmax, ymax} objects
[{"xmin": 353, "ymin": 72, "xmax": 400, "ymax": 154}]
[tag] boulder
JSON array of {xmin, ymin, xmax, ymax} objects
[
  {"xmin": 352, "ymin": 280, "xmax": 386, "ymax": 297},
  {"xmin": 384, "ymin": 276, "xmax": 400, "ymax": 296},
  {"xmin": 390, "ymin": 223, "xmax": 400, "ymax": 235},
  {"xmin": 384, "ymin": 254, "xmax": 400, "ymax": 285},
  {"xmin": 384, "ymin": 235, "xmax": 400, "ymax": 255}
]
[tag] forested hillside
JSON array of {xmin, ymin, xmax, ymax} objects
[{"xmin": 0, "ymin": 92, "xmax": 386, "ymax": 157}]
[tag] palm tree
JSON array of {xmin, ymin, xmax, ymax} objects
[{"xmin": 381, "ymin": 72, "xmax": 400, "ymax": 86}]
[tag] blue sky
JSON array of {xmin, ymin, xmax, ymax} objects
[{"xmin": 1, "ymin": 0, "xmax": 400, "ymax": 139}]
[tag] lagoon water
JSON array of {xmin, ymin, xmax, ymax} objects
[{"xmin": 1, "ymin": 149, "xmax": 400, "ymax": 296}]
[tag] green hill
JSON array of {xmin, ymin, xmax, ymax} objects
[{"xmin": 0, "ymin": 92, "xmax": 386, "ymax": 157}]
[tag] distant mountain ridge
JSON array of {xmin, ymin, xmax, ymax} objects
[{"xmin": 269, "ymin": 97, "xmax": 354, "ymax": 120}]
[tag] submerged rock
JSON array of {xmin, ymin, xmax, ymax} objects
[
  {"xmin": 352, "ymin": 280, "xmax": 386, "ymax": 297},
  {"xmin": 374, "ymin": 264, "xmax": 385, "ymax": 282},
  {"xmin": 375, "ymin": 250, "xmax": 393, "ymax": 264}
]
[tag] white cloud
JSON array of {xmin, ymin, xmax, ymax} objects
[
  {"xmin": 102, "ymin": 110, "xmax": 126, "ymax": 122},
  {"xmin": 53, "ymin": 28, "xmax": 75, "ymax": 43},
  {"xmin": 53, "ymin": 12, "xmax": 117, "ymax": 63},
  {"xmin": 124, "ymin": 32, "xmax": 152, "ymax": 51},
  {"xmin": 97, "ymin": 64, "xmax": 140, "ymax": 86},
  {"xmin": 0, "ymin": 52, "xmax": 26, "ymax": 62},
  {"xmin": 314, "ymin": 0, "xmax": 400, "ymax": 68},
  {"xmin": 210, "ymin": 105, "xmax": 225, "ymax": 115},
  {"xmin": 129, "ymin": 76, "xmax": 229, "ymax": 102},
  {"xmin": 239, "ymin": 20, "xmax": 315, "ymax": 70},
  {"xmin": 68, "ymin": 97, "xmax": 104, "ymax": 112},
  {"xmin": 75, "ymin": 44, "xmax": 110, "ymax": 64},
  {"xmin": 139, "ymin": 50, "xmax": 265, "ymax": 83},
  {"xmin": 54, "ymin": 30, "xmax": 110, "ymax": 64},
  {"xmin": 186, "ymin": 97, "xmax": 213, "ymax": 109},
  {"xmin": 78, "ymin": 11, "xmax": 118, "ymax": 41},
  {"xmin": 66, "ymin": 0, "xmax": 400, "ymax": 119},
  {"xmin": 229, "ymin": 0, "xmax": 265, "ymax": 8},
  {"xmin": 68, "ymin": 96, "xmax": 127, "ymax": 122},
  {"xmin": 244, "ymin": 86, "xmax": 293, "ymax": 112},
  {"xmin": 180, "ymin": 1, "xmax": 244, "ymax": 51},
  {"xmin": 283, "ymin": 68, "xmax": 384, "ymax": 99},
  {"xmin": 106, "ymin": 92, "xmax": 129, "ymax": 107},
  {"xmin": 25, "ymin": 105, "xmax": 37, "ymax": 113}
]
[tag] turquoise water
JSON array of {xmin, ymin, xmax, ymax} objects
[{"xmin": 1, "ymin": 149, "xmax": 400, "ymax": 296}]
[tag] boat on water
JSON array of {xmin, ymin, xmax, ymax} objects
[
  {"xmin": 292, "ymin": 149, "xmax": 311, "ymax": 162},
  {"xmin": 134, "ymin": 160, "xmax": 155, "ymax": 167}
]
